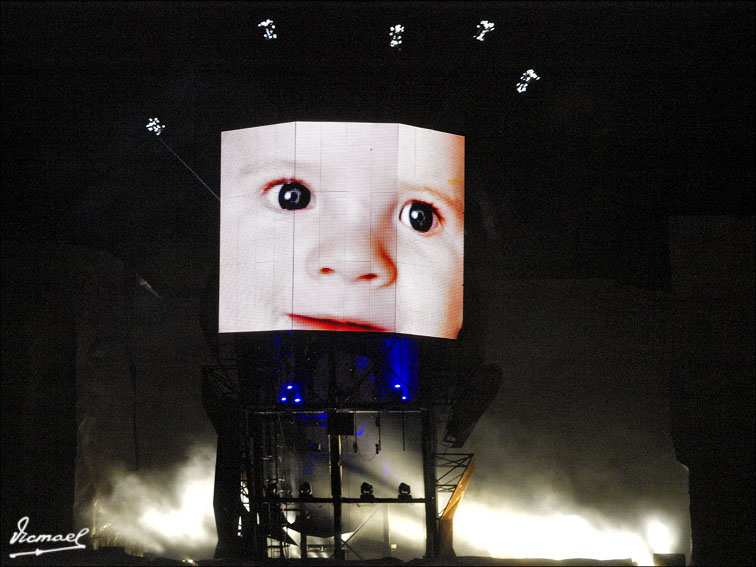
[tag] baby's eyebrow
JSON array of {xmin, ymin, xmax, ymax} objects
[{"xmin": 239, "ymin": 159, "xmax": 297, "ymax": 177}]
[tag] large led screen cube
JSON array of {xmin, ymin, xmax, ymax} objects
[{"xmin": 219, "ymin": 122, "xmax": 464, "ymax": 339}]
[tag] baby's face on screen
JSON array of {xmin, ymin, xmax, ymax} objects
[{"xmin": 219, "ymin": 122, "xmax": 464, "ymax": 339}]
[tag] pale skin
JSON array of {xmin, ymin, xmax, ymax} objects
[{"xmin": 219, "ymin": 122, "xmax": 464, "ymax": 339}]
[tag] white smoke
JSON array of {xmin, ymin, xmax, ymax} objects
[
  {"xmin": 95, "ymin": 444, "xmax": 217, "ymax": 560},
  {"xmin": 452, "ymin": 495, "xmax": 679, "ymax": 566},
  {"xmin": 90, "ymin": 435, "xmax": 685, "ymax": 564}
]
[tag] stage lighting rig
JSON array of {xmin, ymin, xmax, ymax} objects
[
  {"xmin": 145, "ymin": 117, "xmax": 165, "ymax": 136},
  {"xmin": 516, "ymin": 69, "xmax": 541, "ymax": 94},
  {"xmin": 360, "ymin": 482, "xmax": 375, "ymax": 501},
  {"xmin": 389, "ymin": 24, "xmax": 404, "ymax": 48},
  {"xmin": 258, "ymin": 19, "xmax": 277, "ymax": 40},
  {"xmin": 299, "ymin": 482, "xmax": 312, "ymax": 499},
  {"xmin": 474, "ymin": 20, "xmax": 495, "ymax": 41},
  {"xmin": 398, "ymin": 482, "xmax": 412, "ymax": 500},
  {"xmin": 279, "ymin": 383, "xmax": 304, "ymax": 405},
  {"xmin": 390, "ymin": 381, "xmax": 411, "ymax": 402}
]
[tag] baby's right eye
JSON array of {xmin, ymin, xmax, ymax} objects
[{"xmin": 265, "ymin": 180, "xmax": 312, "ymax": 210}]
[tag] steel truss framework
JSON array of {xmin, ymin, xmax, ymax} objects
[{"xmin": 202, "ymin": 332, "xmax": 473, "ymax": 560}]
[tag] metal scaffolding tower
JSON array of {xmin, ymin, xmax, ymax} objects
[{"xmin": 202, "ymin": 332, "xmax": 472, "ymax": 561}]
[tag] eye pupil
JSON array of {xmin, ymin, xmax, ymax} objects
[
  {"xmin": 278, "ymin": 181, "xmax": 311, "ymax": 210},
  {"xmin": 408, "ymin": 202, "xmax": 433, "ymax": 232}
]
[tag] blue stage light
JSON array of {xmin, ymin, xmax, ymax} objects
[
  {"xmin": 356, "ymin": 421, "xmax": 367, "ymax": 437},
  {"xmin": 294, "ymin": 397, "xmax": 302, "ymax": 404},
  {"xmin": 280, "ymin": 396, "xmax": 287, "ymax": 402},
  {"xmin": 286, "ymin": 384, "xmax": 294, "ymax": 390},
  {"xmin": 394, "ymin": 383, "xmax": 401, "ymax": 389}
]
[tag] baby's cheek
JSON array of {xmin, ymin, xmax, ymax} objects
[
  {"xmin": 238, "ymin": 208, "xmax": 297, "ymax": 326},
  {"xmin": 396, "ymin": 230, "xmax": 442, "ymax": 267},
  {"xmin": 394, "ymin": 236, "xmax": 461, "ymax": 337}
]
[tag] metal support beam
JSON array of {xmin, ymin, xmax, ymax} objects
[
  {"xmin": 328, "ymin": 344, "xmax": 345, "ymax": 561},
  {"xmin": 203, "ymin": 331, "xmax": 448, "ymax": 562},
  {"xmin": 329, "ymin": 433, "xmax": 343, "ymax": 560},
  {"xmin": 421, "ymin": 407, "xmax": 438, "ymax": 559}
]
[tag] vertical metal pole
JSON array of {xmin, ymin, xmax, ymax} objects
[
  {"xmin": 329, "ymin": 433, "xmax": 343, "ymax": 560},
  {"xmin": 245, "ymin": 412, "xmax": 267, "ymax": 559},
  {"xmin": 253, "ymin": 419, "xmax": 267, "ymax": 558},
  {"xmin": 300, "ymin": 530, "xmax": 308, "ymax": 559},
  {"xmin": 422, "ymin": 405, "xmax": 438, "ymax": 559},
  {"xmin": 328, "ymin": 343, "xmax": 345, "ymax": 561},
  {"xmin": 383, "ymin": 502, "xmax": 391, "ymax": 556}
]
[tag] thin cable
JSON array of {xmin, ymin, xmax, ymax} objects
[{"xmin": 157, "ymin": 137, "xmax": 220, "ymax": 201}]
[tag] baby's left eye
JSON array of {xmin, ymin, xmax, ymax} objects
[{"xmin": 399, "ymin": 201, "xmax": 439, "ymax": 233}]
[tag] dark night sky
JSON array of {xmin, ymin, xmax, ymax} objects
[
  {"xmin": 2, "ymin": 1, "xmax": 752, "ymax": 285},
  {"xmin": 1, "ymin": 1, "xmax": 754, "ymax": 564}
]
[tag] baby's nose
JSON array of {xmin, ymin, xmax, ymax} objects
[
  {"xmin": 308, "ymin": 231, "xmax": 397, "ymax": 286},
  {"xmin": 304, "ymin": 190, "xmax": 397, "ymax": 285}
]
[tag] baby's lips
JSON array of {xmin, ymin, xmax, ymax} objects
[{"xmin": 288, "ymin": 314, "xmax": 387, "ymax": 333}]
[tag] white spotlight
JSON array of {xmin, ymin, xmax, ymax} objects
[
  {"xmin": 646, "ymin": 519, "xmax": 673, "ymax": 554},
  {"xmin": 258, "ymin": 19, "xmax": 277, "ymax": 40},
  {"xmin": 516, "ymin": 69, "xmax": 541, "ymax": 94},
  {"xmin": 474, "ymin": 20, "xmax": 495, "ymax": 42},
  {"xmin": 389, "ymin": 24, "xmax": 404, "ymax": 48},
  {"xmin": 145, "ymin": 117, "xmax": 165, "ymax": 136}
]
